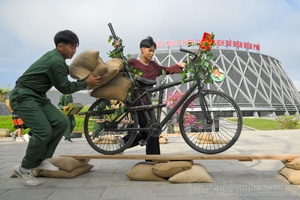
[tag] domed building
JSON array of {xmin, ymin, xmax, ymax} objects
[{"xmin": 131, "ymin": 38, "xmax": 300, "ymax": 117}]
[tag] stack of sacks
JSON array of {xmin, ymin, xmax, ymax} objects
[
  {"xmin": 11, "ymin": 157, "xmax": 93, "ymax": 179},
  {"xmin": 197, "ymin": 133, "xmax": 214, "ymax": 144},
  {"xmin": 126, "ymin": 161, "xmax": 213, "ymax": 183},
  {"xmin": 69, "ymin": 50, "xmax": 132, "ymax": 101},
  {"xmin": 280, "ymin": 157, "xmax": 300, "ymax": 184},
  {"xmin": 93, "ymin": 135, "xmax": 118, "ymax": 144},
  {"xmin": 159, "ymin": 135, "xmax": 168, "ymax": 144},
  {"xmin": 197, "ymin": 133, "xmax": 229, "ymax": 144}
]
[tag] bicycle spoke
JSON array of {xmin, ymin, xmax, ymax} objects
[
  {"xmin": 84, "ymin": 99, "xmax": 138, "ymax": 155},
  {"xmin": 179, "ymin": 91, "xmax": 242, "ymax": 154}
]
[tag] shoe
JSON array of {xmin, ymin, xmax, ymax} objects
[
  {"xmin": 63, "ymin": 138, "xmax": 73, "ymax": 143},
  {"xmin": 37, "ymin": 159, "xmax": 59, "ymax": 171},
  {"xmin": 13, "ymin": 164, "xmax": 40, "ymax": 186},
  {"xmin": 23, "ymin": 133, "xmax": 30, "ymax": 142},
  {"xmin": 10, "ymin": 132, "xmax": 16, "ymax": 140},
  {"xmin": 16, "ymin": 137, "xmax": 24, "ymax": 142}
]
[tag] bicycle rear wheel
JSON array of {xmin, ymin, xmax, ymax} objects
[
  {"xmin": 84, "ymin": 99, "xmax": 138, "ymax": 155},
  {"xmin": 179, "ymin": 90, "xmax": 242, "ymax": 154}
]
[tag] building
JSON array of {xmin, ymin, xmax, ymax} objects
[{"xmin": 131, "ymin": 38, "xmax": 300, "ymax": 117}]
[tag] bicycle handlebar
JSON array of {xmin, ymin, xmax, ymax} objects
[
  {"xmin": 179, "ymin": 48, "xmax": 195, "ymax": 55},
  {"xmin": 107, "ymin": 22, "xmax": 125, "ymax": 59},
  {"xmin": 180, "ymin": 48, "xmax": 197, "ymax": 61},
  {"xmin": 108, "ymin": 23, "xmax": 118, "ymax": 40}
]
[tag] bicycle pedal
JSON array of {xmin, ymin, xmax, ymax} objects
[{"xmin": 138, "ymin": 140, "xmax": 146, "ymax": 146}]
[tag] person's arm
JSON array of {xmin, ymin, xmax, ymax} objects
[
  {"xmin": 152, "ymin": 62, "xmax": 183, "ymax": 75},
  {"xmin": 48, "ymin": 61, "xmax": 101, "ymax": 94},
  {"xmin": 58, "ymin": 95, "xmax": 66, "ymax": 110}
]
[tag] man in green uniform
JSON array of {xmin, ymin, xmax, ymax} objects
[
  {"xmin": 58, "ymin": 94, "xmax": 75, "ymax": 143},
  {"xmin": 10, "ymin": 30, "xmax": 101, "ymax": 186}
]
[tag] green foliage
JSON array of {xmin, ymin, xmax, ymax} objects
[
  {"xmin": 0, "ymin": 84, "xmax": 12, "ymax": 94},
  {"xmin": 107, "ymin": 35, "xmax": 131, "ymax": 60},
  {"xmin": 181, "ymin": 33, "xmax": 217, "ymax": 84},
  {"xmin": 107, "ymin": 35, "xmax": 124, "ymax": 59},
  {"xmin": 74, "ymin": 117, "xmax": 84, "ymax": 132},
  {"xmin": 229, "ymin": 117, "xmax": 300, "ymax": 130},
  {"xmin": 242, "ymin": 118, "xmax": 280, "ymax": 130},
  {"xmin": 275, "ymin": 115, "xmax": 300, "ymax": 129}
]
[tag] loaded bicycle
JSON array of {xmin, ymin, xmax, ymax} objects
[{"xmin": 81, "ymin": 23, "xmax": 243, "ymax": 155}]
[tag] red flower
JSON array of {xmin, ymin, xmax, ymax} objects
[{"xmin": 200, "ymin": 32, "xmax": 214, "ymax": 51}]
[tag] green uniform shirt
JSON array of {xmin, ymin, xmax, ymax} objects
[
  {"xmin": 58, "ymin": 94, "xmax": 73, "ymax": 110},
  {"xmin": 16, "ymin": 48, "xmax": 86, "ymax": 94}
]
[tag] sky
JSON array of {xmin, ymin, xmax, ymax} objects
[{"xmin": 0, "ymin": 0, "xmax": 300, "ymax": 91}]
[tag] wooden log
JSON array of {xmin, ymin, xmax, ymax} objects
[{"xmin": 60, "ymin": 154, "xmax": 300, "ymax": 162}]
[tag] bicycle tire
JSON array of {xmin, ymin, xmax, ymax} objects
[
  {"xmin": 179, "ymin": 90, "xmax": 243, "ymax": 154},
  {"xmin": 84, "ymin": 99, "xmax": 139, "ymax": 155}
]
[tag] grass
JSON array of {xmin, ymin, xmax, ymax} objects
[
  {"xmin": 0, "ymin": 106, "xmax": 89, "ymax": 134},
  {"xmin": 230, "ymin": 117, "xmax": 300, "ymax": 130}
]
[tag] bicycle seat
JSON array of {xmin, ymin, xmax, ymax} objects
[{"xmin": 136, "ymin": 77, "xmax": 157, "ymax": 86}]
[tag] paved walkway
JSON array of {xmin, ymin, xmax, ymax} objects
[{"xmin": 1, "ymin": 130, "xmax": 300, "ymax": 200}]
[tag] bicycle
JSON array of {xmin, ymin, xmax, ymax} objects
[{"xmin": 82, "ymin": 23, "xmax": 243, "ymax": 155}]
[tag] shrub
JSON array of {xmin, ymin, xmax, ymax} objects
[{"xmin": 275, "ymin": 115, "xmax": 300, "ymax": 129}]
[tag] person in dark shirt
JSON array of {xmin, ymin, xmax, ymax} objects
[
  {"xmin": 10, "ymin": 30, "xmax": 101, "ymax": 186},
  {"xmin": 115, "ymin": 36, "xmax": 185, "ymax": 155}
]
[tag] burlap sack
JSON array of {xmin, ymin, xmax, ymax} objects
[
  {"xmin": 97, "ymin": 58, "xmax": 124, "ymax": 87},
  {"xmin": 91, "ymin": 73, "xmax": 132, "ymax": 101},
  {"xmin": 92, "ymin": 57, "xmax": 107, "ymax": 77},
  {"xmin": 69, "ymin": 50, "xmax": 100, "ymax": 80},
  {"xmin": 85, "ymin": 57, "xmax": 108, "ymax": 89}
]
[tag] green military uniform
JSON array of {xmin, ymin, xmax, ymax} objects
[
  {"xmin": 58, "ymin": 94, "xmax": 75, "ymax": 141},
  {"xmin": 9, "ymin": 48, "xmax": 86, "ymax": 169}
]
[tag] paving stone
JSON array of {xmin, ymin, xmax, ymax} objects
[{"xmin": 1, "ymin": 130, "xmax": 300, "ymax": 199}]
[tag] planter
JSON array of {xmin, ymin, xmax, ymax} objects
[
  {"xmin": 0, "ymin": 92, "xmax": 9, "ymax": 102},
  {"xmin": 71, "ymin": 131, "xmax": 82, "ymax": 138},
  {"xmin": 172, "ymin": 124, "xmax": 180, "ymax": 134},
  {"xmin": 0, "ymin": 92, "xmax": 4, "ymax": 102},
  {"xmin": 0, "ymin": 129, "xmax": 9, "ymax": 137}
]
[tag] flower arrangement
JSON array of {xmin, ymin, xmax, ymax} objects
[
  {"xmin": 275, "ymin": 114, "xmax": 300, "ymax": 129},
  {"xmin": 181, "ymin": 32, "xmax": 218, "ymax": 84},
  {"xmin": 165, "ymin": 91, "xmax": 196, "ymax": 126}
]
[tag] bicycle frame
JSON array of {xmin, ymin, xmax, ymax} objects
[
  {"xmin": 106, "ymin": 23, "xmax": 213, "ymax": 135},
  {"xmin": 116, "ymin": 76, "xmax": 212, "ymax": 135}
]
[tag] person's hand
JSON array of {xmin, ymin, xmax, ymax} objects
[
  {"xmin": 113, "ymin": 39, "xmax": 121, "ymax": 48},
  {"xmin": 63, "ymin": 106, "xmax": 69, "ymax": 111},
  {"xmin": 177, "ymin": 59, "xmax": 186, "ymax": 69},
  {"xmin": 86, "ymin": 73, "xmax": 101, "ymax": 88}
]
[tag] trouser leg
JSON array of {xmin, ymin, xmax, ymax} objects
[
  {"xmin": 123, "ymin": 111, "xmax": 160, "ymax": 154},
  {"xmin": 14, "ymin": 99, "xmax": 68, "ymax": 169},
  {"xmin": 70, "ymin": 115, "xmax": 76, "ymax": 133},
  {"xmin": 64, "ymin": 115, "xmax": 75, "ymax": 140}
]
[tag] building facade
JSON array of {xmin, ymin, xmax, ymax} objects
[{"xmin": 131, "ymin": 47, "xmax": 300, "ymax": 117}]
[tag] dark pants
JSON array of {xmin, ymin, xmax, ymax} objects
[
  {"xmin": 123, "ymin": 111, "xmax": 160, "ymax": 155},
  {"xmin": 10, "ymin": 88, "xmax": 68, "ymax": 169},
  {"xmin": 64, "ymin": 114, "xmax": 75, "ymax": 140}
]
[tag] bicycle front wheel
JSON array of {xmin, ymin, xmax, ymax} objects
[
  {"xmin": 84, "ymin": 99, "xmax": 139, "ymax": 155},
  {"xmin": 179, "ymin": 90, "xmax": 243, "ymax": 154}
]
